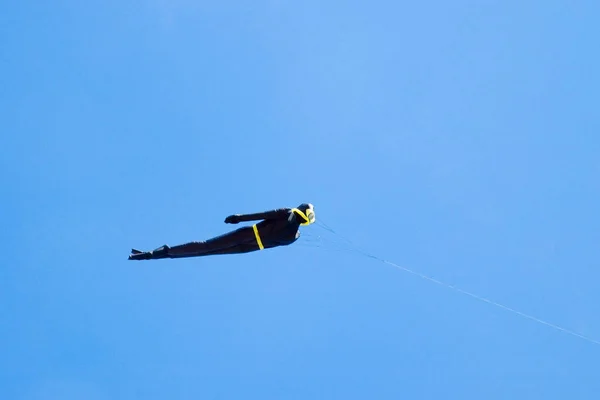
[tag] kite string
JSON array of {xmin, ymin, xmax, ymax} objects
[{"xmin": 314, "ymin": 220, "xmax": 600, "ymax": 347}]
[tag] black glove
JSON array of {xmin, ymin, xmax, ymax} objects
[{"xmin": 225, "ymin": 214, "xmax": 241, "ymax": 224}]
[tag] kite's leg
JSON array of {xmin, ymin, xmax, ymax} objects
[
  {"xmin": 192, "ymin": 241, "xmax": 261, "ymax": 256},
  {"xmin": 165, "ymin": 226, "xmax": 258, "ymax": 258},
  {"xmin": 128, "ymin": 226, "xmax": 264, "ymax": 260}
]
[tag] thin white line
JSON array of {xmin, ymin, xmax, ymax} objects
[
  {"xmin": 380, "ymin": 258, "xmax": 600, "ymax": 346},
  {"xmin": 314, "ymin": 220, "xmax": 600, "ymax": 346}
]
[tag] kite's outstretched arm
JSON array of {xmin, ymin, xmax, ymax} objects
[{"xmin": 224, "ymin": 208, "xmax": 290, "ymax": 224}]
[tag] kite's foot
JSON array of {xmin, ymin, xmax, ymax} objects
[
  {"xmin": 128, "ymin": 245, "xmax": 170, "ymax": 260},
  {"xmin": 151, "ymin": 245, "xmax": 170, "ymax": 259},
  {"xmin": 128, "ymin": 249, "xmax": 152, "ymax": 260}
]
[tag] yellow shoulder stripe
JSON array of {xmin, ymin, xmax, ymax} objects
[
  {"xmin": 291, "ymin": 208, "xmax": 314, "ymax": 226},
  {"xmin": 291, "ymin": 208, "xmax": 309, "ymax": 223}
]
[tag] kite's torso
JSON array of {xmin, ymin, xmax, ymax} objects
[{"xmin": 255, "ymin": 210, "xmax": 302, "ymax": 248}]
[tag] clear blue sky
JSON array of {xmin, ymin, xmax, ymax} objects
[{"xmin": 3, "ymin": 1, "xmax": 600, "ymax": 399}]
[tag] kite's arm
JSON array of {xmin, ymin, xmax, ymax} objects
[{"xmin": 224, "ymin": 208, "xmax": 291, "ymax": 224}]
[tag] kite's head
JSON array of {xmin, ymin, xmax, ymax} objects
[{"xmin": 293, "ymin": 203, "xmax": 315, "ymax": 226}]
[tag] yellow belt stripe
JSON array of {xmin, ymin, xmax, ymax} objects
[{"xmin": 252, "ymin": 224, "xmax": 264, "ymax": 250}]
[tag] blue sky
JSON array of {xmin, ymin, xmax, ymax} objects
[{"xmin": 2, "ymin": 0, "xmax": 600, "ymax": 398}]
